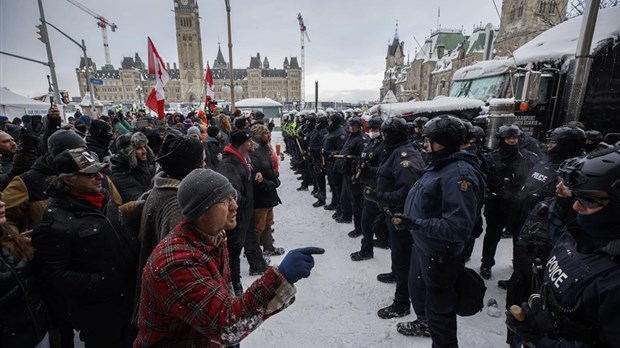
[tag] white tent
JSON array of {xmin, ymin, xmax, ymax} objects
[
  {"xmin": 235, "ymin": 98, "xmax": 283, "ymax": 118},
  {"xmin": 0, "ymin": 87, "xmax": 51, "ymax": 120}
]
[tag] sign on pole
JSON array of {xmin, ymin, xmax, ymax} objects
[{"xmin": 89, "ymin": 78, "xmax": 103, "ymax": 85}]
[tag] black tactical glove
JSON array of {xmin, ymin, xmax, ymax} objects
[
  {"xmin": 392, "ymin": 213, "xmax": 413, "ymax": 231},
  {"xmin": 363, "ymin": 187, "xmax": 379, "ymax": 204},
  {"xmin": 505, "ymin": 297, "xmax": 554, "ymax": 346}
]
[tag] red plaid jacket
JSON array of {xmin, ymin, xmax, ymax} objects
[{"xmin": 134, "ymin": 221, "xmax": 295, "ymax": 347}]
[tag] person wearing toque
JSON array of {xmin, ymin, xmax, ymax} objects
[
  {"xmin": 32, "ymin": 148, "xmax": 139, "ymax": 348},
  {"xmin": 135, "ymin": 168, "xmax": 324, "ymax": 347}
]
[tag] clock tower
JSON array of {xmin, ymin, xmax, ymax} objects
[{"xmin": 174, "ymin": 0, "xmax": 204, "ymax": 102}]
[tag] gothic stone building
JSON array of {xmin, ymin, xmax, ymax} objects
[
  {"xmin": 76, "ymin": 0, "xmax": 301, "ymax": 105},
  {"xmin": 380, "ymin": 0, "xmax": 567, "ymax": 102}
]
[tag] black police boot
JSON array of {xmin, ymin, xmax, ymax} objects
[
  {"xmin": 311, "ymin": 187, "xmax": 318, "ymax": 195},
  {"xmin": 377, "ymin": 272, "xmax": 396, "ymax": 283},
  {"xmin": 396, "ymin": 320, "xmax": 431, "ymax": 337},
  {"xmin": 323, "ymin": 203, "xmax": 337, "ymax": 211},
  {"xmin": 347, "ymin": 230, "xmax": 361, "ymax": 238},
  {"xmin": 296, "ymin": 184, "xmax": 309, "ymax": 191},
  {"xmin": 497, "ymin": 279, "xmax": 509, "ymax": 290},
  {"xmin": 350, "ymin": 250, "xmax": 373, "ymax": 261},
  {"xmin": 377, "ymin": 302, "xmax": 410, "ymax": 319},
  {"xmin": 312, "ymin": 196, "xmax": 325, "ymax": 208},
  {"xmin": 332, "ymin": 210, "xmax": 342, "ymax": 220}
]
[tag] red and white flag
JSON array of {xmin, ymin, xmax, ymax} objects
[
  {"xmin": 145, "ymin": 37, "xmax": 169, "ymax": 119},
  {"xmin": 204, "ymin": 63, "xmax": 215, "ymax": 110}
]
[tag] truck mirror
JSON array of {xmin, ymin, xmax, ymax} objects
[{"xmin": 522, "ymin": 71, "xmax": 541, "ymax": 104}]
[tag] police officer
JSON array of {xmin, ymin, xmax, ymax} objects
[
  {"xmin": 350, "ymin": 116, "xmax": 385, "ymax": 260},
  {"xmin": 411, "ymin": 116, "xmax": 428, "ymax": 150},
  {"xmin": 363, "ymin": 116, "xmax": 425, "ymax": 319},
  {"xmin": 322, "ymin": 112, "xmax": 347, "ymax": 215},
  {"xmin": 584, "ymin": 129, "xmax": 604, "ymax": 153},
  {"xmin": 480, "ymin": 124, "xmax": 538, "ymax": 279},
  {"xmin": 506, "ymin": 145, "xmax": 620, "ymax": 347},
  {"xmin": 335, "ymin": 117, "xmax": 369, "ymax": 230},
  {"xmin": 308, "ymin": 111, "xmax": 329, "ymax": 207},
  {"xmin": 302, "ymin": 113, "xmax": 317, "ymax": 195},
  {"xmin": 397, "ymin": 115, "xmax": 485, "ymax": 345}
]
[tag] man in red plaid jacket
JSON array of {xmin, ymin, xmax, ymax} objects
[{"xmin": 135, "ymin": 168, "xmax": 324, "ymax": 347}]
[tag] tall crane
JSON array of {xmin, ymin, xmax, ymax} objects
[
  {"xmin": 66, "ymin": 0, "xmax": 118, "ymax": 67},
  {"xmin": 297, "ymin": 13, "xmax": 310, "ymax": 109}
]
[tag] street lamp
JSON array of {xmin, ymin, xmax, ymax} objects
[
  {"xmin": 224, "ymin": 0, "xmax": 235, "ymax": 111},
  {"xmin": 136, "ymin": 86, "xmax": 143, "ymax": 106}
]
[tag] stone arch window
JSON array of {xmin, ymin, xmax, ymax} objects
[
  {"xmin": 518, "ymin": 1, "xmax": 524, "ymax": 17},
  {"xmin": 539, "ymin": 1, "xmax": 547, "ymax": 15},
  {"xmin": 510, "ymin": 5, "xmax": 516, "ymax": 21}
]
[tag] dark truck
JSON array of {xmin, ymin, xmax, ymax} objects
[{"xmin": 450, "ymin": 6, "xmax": 620, "ymax": 146}]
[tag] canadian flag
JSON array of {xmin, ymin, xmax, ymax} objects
[
  {"xmin": 145, "ymin": 37, "xmax": 169, "ymax": 119},
  {"xmin": 204, "ymin": 63, "xmax": 215, "ymax": 110}
]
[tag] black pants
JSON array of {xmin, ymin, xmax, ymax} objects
[
  {"xmin": 360, "ymin": 199, "xmax": 381, "ymax": 254},
  {"xmin": 312, "ymin": 155, "xmax": 326, "ymax": 198},
  {"xmin": 388, "ymin": 215, "xmax": 412, "ymax": 306},
  {"xmin": 482, "ymin": 197, "xmax": 516, "ymax": 268},
  {"xmin": 412, "ymin": 246, "xmax": 463, "ymax": 348},
  {"xmin": 226, "ymin": 226, "xmax": 246, "ymax": 285}
]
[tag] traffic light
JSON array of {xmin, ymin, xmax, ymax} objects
[{"xmin": 36, "ymin": 23, "xmax": 48, "ymax": 44}]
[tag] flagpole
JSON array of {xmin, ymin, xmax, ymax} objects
[{"xmin": 225, "ymin": 0, "xmax": 235, "ymax": 112}]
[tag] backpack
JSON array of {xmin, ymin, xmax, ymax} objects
[{"xmin": 456, "ymin": 267, "xmax": 487, "ymax": 316}]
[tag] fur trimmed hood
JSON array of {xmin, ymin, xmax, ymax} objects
[{"xmin": 115, "ymin": 132, "xmax": 155, "ymax": 170}]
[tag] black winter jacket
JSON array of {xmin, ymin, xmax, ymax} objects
[
  {"xmin": 376, "ymin": 142, "xmax": 424, "ymax": 214},
  {"xmin": 218, "ymin": 147, "xmax": 254, "ymax": 235},
  {"xmin": 249, "ymin": 143, "xmax": 281, "ymax": 208},
  {"xmin": 32, "ymin": 189, "xmax": 139, "ymax": 332},
  {"xmin": 109, "ymin": 154, "xmax": 155, "ymax": 202},
  {"xmin": 0, "ymin": 248, "xmax": 48, "ymax": 348}
]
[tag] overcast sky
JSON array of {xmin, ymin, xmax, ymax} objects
[{"xmin": 0, "ymin": 0, "xmax": 501, "ymax": 103}]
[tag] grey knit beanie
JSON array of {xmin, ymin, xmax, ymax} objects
[
  {"xmin": 47, "ymin": 129, "xmax": 87, "ymax": 158},
  {"xmin": 177, "ymin": 168, "xmax": 236, "ymax": 223}
]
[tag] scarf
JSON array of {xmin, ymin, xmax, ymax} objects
[
  {"xmin": 224, "ymin": 144, "xmax": 252, "ymax": 179},
  {"xmin": 72, "ymin": 191, "xmax": 106, "ymax": 208}
]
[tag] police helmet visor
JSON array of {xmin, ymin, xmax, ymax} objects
[{"xmin": 573, "ymin": 192, "xmax": 610, "ymax": 209}]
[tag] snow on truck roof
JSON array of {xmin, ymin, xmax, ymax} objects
[
  {"xmin": 453, "ymin": 6, "xmax": 620, "ymax": 80},
  {"xmin": 513, "ymin": 6, "xmax": 620, "ymax": 65},
  {"xmin": 369, "ymin": 96, "xmax": 484, "ymax": 118}
]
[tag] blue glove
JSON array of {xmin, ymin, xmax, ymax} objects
[{"xmin": 278, "ymin": 247, "xmax": 325, "ymax": 284}]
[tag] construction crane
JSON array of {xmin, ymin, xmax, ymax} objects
[
  {"xmin": 66, "ymin": 0, "xmax": 117, "ymax": 67},
  {"xmin": 297, "ymin": 13, "xmax": 310, "ymax": 109}
]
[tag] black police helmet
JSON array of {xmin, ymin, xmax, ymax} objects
[
  {"xmin": 547, "ymin": 126, "xmax": 586, "ymax": 159},
  {"xmin": 348, "ymin": 117, "xmax": 362, "ymax": 127},
  {"xmin": 585, "ymin": 130, "xmax": 603, "ymax": 143},
  {"xmin": 317, "ymin": 114, "xmax": 328, "ymax": 123},
  {"xmin": 413, "ymin": 116, "xmax": 429, "ymax": 128},
  {"xmin": 305, "ymin": 113, "xmax": 317, "ymax": 123},
  {"xmin": 421, "ymin": 115, "xmax": 467, "ymax": 149},
  {"xmin": 559, "ymin": 147, "xmax": 620, "ymax": 203},
  {"xmin": 473, "ymin": 126, "xmax": 486, "ymax": 138},
  {"xmin": 381, "ymin": 117, "xmax": 408, "ymax": 147},
  {"xmin": 367, "ymin": 116, "xmax": 382, "ymax": 129},
  {"xmin": 497, "ymin": 124, "xmax": 522, "ymax": 139},
  {"xmin": 329, "ymin": 112, "xmax": 344, "ymax": 126}
]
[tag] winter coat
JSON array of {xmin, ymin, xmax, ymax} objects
[
  {"xmin": 110, "ymin": 153, "xmax": 155, "ymax": 202},
  {"xmin": 322, "ymin": 126, "xmax": 347, "ymax": 162},
  {"xmin": 335, "ymin": 130, "xmax": 369, "ymax": 175},
  {"xmin": 375, "ymin": 142, "xmax": 424, "ymax": 214},
  {"xmin": 249, "ymin": 143, "xmax": 281, "ymax": 208},
  {"xmin": 217, "ymin": 146, "xmax": 254, "ymax": 236},
  {"xmin": 358, "ymin": 136, "xmax": 384, "ymax": 188},
  {"xmin": 3, "ymin": 155, "xmax": 55, "ymax": 235},
  {"xmin": 134, "ymin": 221, "xmax": 295, "ymax": 347},
  {"xmin": 86, "ymin": 135, "xmax": 112, "ymax": 163},
  {"xmin": 32, "ymin": 189, "xmax": 139, "ymax": 334},
  {"xmin": 404, "ymin": 151, "xmax": 486, "ymax": 257},
  {"xmin": 0, "ymin": 247, "xmax": 49, "ymax": 348},
  {"xmin": 205, "ymin": 136, "xmax": 222, "ymax": 170},
  {"xmin": 133, "ymin": 171, "xmax": 183, "ymax": 323}
]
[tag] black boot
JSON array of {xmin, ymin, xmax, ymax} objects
[
  {"xmin": 350, "ymin": 250, "xmax": 373, "ymax": 261},
  {"xmin": 335, "ymin": 215, "xmax": 352, "ymax": 224},
  {"xmin": 347, "ymin": 230, "xmax": 361, "ymax": 238},
  {"xmin": 377, "ymin": 272, "xmax": 396, "ymax": 283},
  {"xmin": 377, "ymin": 302, "xmax": 410, "ymax": 319},
  {"xmin": 332, "ymin": 210, "xmax": 342, "ymax": 220},
  {"xmin": 373, "ymin": 239, "xmax": 389, "ymax": 249},
  {"xmin": 323, "ymin": 203, "xmax": 337, "ymax": 211},
  {"xmin": 396, "ymin": 320, "xmax": 431, "ymax": 337},
  {"xmin": 296, "ymin": 184, "xmax": 309, "ymax": 191},
  {"xmin": 312, "ymin": 197, "xmax": 325, "ymax": 208}
]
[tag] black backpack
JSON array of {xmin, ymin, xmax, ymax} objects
[{"xmin": 456, "ymin": 267, "xmax": 487, "ymax": 316}]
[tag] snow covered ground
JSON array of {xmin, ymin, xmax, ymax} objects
[
  {"xmin": 241, "ymin": 131, "xmax": 513, "ymax": 347},
  {"xmin": 71, "ymin": 131, "xmax": 512, "ymax": 347}
]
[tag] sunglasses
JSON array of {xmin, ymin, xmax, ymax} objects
[
  {"xmin": 574, "ymin": 192, "xmax": 609, "ymax": 208},
  {"xmin": 78, "ymin": 171, "xmax": 102, "ymax": 179}
]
